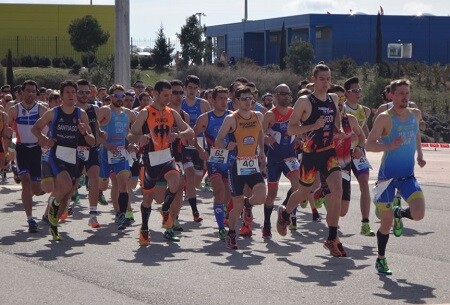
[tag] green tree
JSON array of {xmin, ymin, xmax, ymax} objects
[
  {"xmin": 152, "ymin": 25, "xmax": 175, "ymax": 71},
  {"xmin": 177, "ymin": 15, "xmax": 204, "ymax": 66},
  {"xmin": 7, "ymin": 49, "xmax": 14, "ymax": 87},
  {"xmin": 67, "ymin": 15, "xmax": 110, "ymax": 66},
  {"xmin": 285, "ymin": 40, "xmax": 314, "ymax": 75}
]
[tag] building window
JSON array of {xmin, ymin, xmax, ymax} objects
[{"xmin": 316, "ymin": 27, "xmax": 331, "ymax": 40}]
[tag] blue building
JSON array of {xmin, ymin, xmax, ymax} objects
[{"xmin": 205, "ymin": 13, "xmax": 450, "ymax": 65}]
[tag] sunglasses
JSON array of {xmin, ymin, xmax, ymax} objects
[
  {"xmin": 78, "ymin": 90, "xmax": 91, "ymax": 95},
  {"xmin": 278, "ymin": 92, "xmax": 292, "ymax": 97},
  {"xmin": 347, "ymin": 88, "xmax": 362, "ymax": 93},
  {"xmin": 113, "ymin": 93, "xmax": 126, "ymax": 99},
  {"xmin": 172, "ymin": 90, "xmax": 184, "ymax": 95},
  {"xmin": 239, "ymin": 96, "xmax": 253, "ymax": 101}
]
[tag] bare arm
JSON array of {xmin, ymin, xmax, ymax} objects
[
  {"xmin": 200, "ymin": 99, "xmax": 212, "ymax": 113},
  {"xmin": 31, "ymin": 109, "xmax": 55, "ymax": 148},
  {"xmin": 129, "ymin": 108, "xmax": 148, "ymax": 146},
  {"xmin": 215, "ymin": 115, "xmax": 234, "ymax": 149},
  {"xmin": 365, "ymin": 114, "xmax": 401, "ymax": 152},
  {"xmin": 262, "ymin": 110, "xmax": 276, "ymax": 146},
  {"xmin": 287, "ymin": 96, "xmax": 324, "ymax": 136}
]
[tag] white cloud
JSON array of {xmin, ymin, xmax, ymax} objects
[{"xmin": 402, "ymin": 2, "xmax": 433, "ymax": 15}]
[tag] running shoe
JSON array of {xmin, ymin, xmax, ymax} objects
[
  {"xmin": 79, "ymin": 175, "xmax": 86, "ymax": 187},
  {"xmin": 193, "ymin": 211, "xmax": 203, "ymax": 223},
  {"xmin": 27, "ymin": 218, "xmax": 38, "ymax": 233},
  {"xmin": 48, "ymin": 199, "xmax": 59, "ymax": 227},
  {"xmin": 1, "ymin": 170, "xmax": 6, "ymax": 183},
  {"xmin": 71, "ymin": 190, "xmax": 80, "ymax": 204},
  {"xmin": 59, "ymin": 210, "xmax": 69, "ymax": 222},
  {"xmin": 392, "ymin": 195, "xmax": 401, "ymax": 209},
  {"xmin": 202, "ymin": 178, "xmax": 212, "ymax": 192},
  {"xmin": 276, "ymin": 206, "xmax": 291, "ymax": 236},
  {"xmin": 163, "ymin": 229, "xmax": 180, "ymax": 242},
  {"xmin": 49, "ymin": 225, "xmax": 61, "ymax": 241},
  {"xmin": 312, "ymin": 211, "xmax": 321, "ymax": 222},
  {"xmin": 173, "ymin": 219, "xmax": 184, "ymax": 231},
  {"xmin": 300, "ymin": 200, "xmax": 308, "ymax": 208},
  {"xmin": 262, "ymin": 226, "xmax": 272, "ymax": 239},
  {"xmin": 375, "ymin": 258, "xmax": 392, "ymax": 275},
  {"xmin": 117, "ymin": 213, "xmax": 127, "ymax": 230},
  {"xmin": 223, "ymin": 217, "xmax": 229, "ymax": 227},
  {"xmin": 313, "ymin": 189, "xmax": 325, "ymax": 208},
  {"xmin": 67, "ymin": 207, "xmax": 73, "ymax": 216},
  {"xmin": 243, "ymin": 206, "xmax": 253, "ymax": 226},
  {"xmin": 226, "ymin": 232, "xmax": 238, "ymax": 250},
  {"xmin": 125, "ymin": 210, "xmax": 135, "ymax": 224},
  {"xmin": 392, "ymin": 206, "xmax": 403, "ymax": 237},
  {"xmin": 139, "ymin": 229, "xmax": 150, "ymax": 246},
  {"xmin": 218, "ymin": 228, "xmax": 227, "ymax": 241},
  {"xmin": 288, "ymin": 217, "xmax": 297, "ymax": 230},
  {"xmin": 323, "ymin": 238, "xmax": 343, "ymax": 257},
  {"xmin": 360, "ymin": 222, "xmax": 375, "ymax": 236},
  {"xmin": 42, "ymin": 214, "xmax": 50, "ymax": 225},
  {"xmin": 98, "ymin": 192, "xmax": 108, "ymax": 205},
  {"xmin": 161, "ymin": 210, "xmax": 173, "ymax": 229},
  {"xmin": 88, "ymin": 215, "xmax": 100, "ymax": 228},
  {"xmin": 239, "ymin": 224, "xmax": 252, "ymax": 237},
  {"xmin": 336, "ymin": 238, "xmax": 347, "ymax": 257}
]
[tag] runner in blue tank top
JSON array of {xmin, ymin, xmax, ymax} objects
[
  {"xmin": 194, "ymin": 86, "xmax": 233, "ymax": 241},
  {"xmin": 366, "ymin": 79, "xmax": 426, "ymax": 275},
  {"xmin": 180, "ymin": 75, "xmax": 211, "ymax": 223},
  {"xmin": 97, "ymin": 84, "xmax": 136, "ymax": 231}
]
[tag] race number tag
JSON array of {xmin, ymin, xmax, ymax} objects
[
  {"xmin": 77, "ymin": 146, "xmax": 90, "ymax": 162},
  {"xmin": 297, "ymin": 153, "xmax": 303, "ymax": 164},
  {"xmin": 107, "ymin": 146, "xmax": 126, "ymax": 164},
  {"xmin": 56, "ymin": 146, "xmax": 76, "ymax": 164},
  {"xmin": 352, "ymin": 155, "xmax": 372, "ymax": 171},
  {"xmin": 148, "ymin": 148, "xmax": 172, "ymax": 166},
  {"xmin": 236, "ymin": 156, "xmax": 260, "ymax": 176},
  {"xmin": 342, "ymin": 170, "xmax": 351, "ymax": 181},
  {"xmin": 209, "ymin": 147, "xmax": 229, "ymax": 164},
  {"xmin": 41, "ymin": 147, "xmax": 50, "ymax": 162},
  {"xmin": 284, "ymin": 157, "xmax": 300, "ymax": 171},
  {"xmin": 176, "ymin": 162, "xmax": 184, "ymax": 175}
]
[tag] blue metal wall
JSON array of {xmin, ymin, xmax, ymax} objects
[{"xmin": 205, "ymin": 14, "xmax": 450, "ymax": 65}]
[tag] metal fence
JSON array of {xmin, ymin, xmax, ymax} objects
[{"xmin": 0, "ymin": 36, "xmax": 181, "ymax": 62}]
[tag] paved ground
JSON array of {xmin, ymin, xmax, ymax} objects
[{"xmin": 0, "ymin": 148, "xmax": 449, "ymax": 305}]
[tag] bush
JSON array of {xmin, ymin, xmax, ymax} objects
[
  {"xmin": 82, "ymin": 52, "xmax": 96, "ymax": 67},
  {"xmin": 139, "ymin": 55, "xmax": 154, "ymax": 70},
  {"xmin": 14, "ymin": 68, "xmax": 75, "ymax": 89},
  {"xmin": 130, "ymin": 54, "xmax": 139, "ymax": 69},
  {"xmin": 69, "ymin": 63, "xmax": 82, "ymax": 75},
  {"xmin": 52, "ymin": 57, "xmax": 63, "ymax": 68},
  {"xmin": 38, "ymin": 56, "xmax": 51, "ymax": 67},
  {"xmin": 20, "ymin": 55, "xmax": 38, "ymax": 67},
  {"xmin": 62, "ymin": 56, "xmax": 76, "ymax": 68},
  {"xmin": 0, "ymin": 63, "xmax": 5, "ymax": 86},
  {"xmin": 329, "ymin": 56, "xmax": 357, "ymax": 79}
]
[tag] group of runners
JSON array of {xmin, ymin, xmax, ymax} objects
[{"xmin": 0, "ymin": 62, "xmax": 427, "ymax": 275}]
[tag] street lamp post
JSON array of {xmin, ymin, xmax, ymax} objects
[{"xmin": 195, "ymin": 12, "xmax": 206, "ymax": 27}]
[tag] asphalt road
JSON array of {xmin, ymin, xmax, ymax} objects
[{"xmin": 0, "ymin": 148, "xmax": 449, "ymax": 305}]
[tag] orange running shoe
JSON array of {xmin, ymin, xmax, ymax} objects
[
  {"xmin": 276, "ymin": 206, "xmax": 291, "ymax": 236},
  {"xmin": 226, "ymin": 232, "xmax": 238, "ymax": 250},
  {"xmin": 323, "ymin": 238, "xmax": 343, "ymax": 257},
  {"xmin": 161, "ymin": 210, "xmax": 173, "ymax": 229},
  {"xmin": 59, "ymin": 211, "xmax": 68, "ymax": 222},
  {"xmin": 193, "ymin": 211, "xmax": 203, "ymax": 222},
  {"xmin": 88, "ymin": 215, "xmax": 100, "ymax": 228},
  {"xmin": 139, "ymin": 229, "xmax": 150, "ymax": 246},
  {"xmin": 239, "ymin": 224, "xmax": 252, "ymax": 237}
]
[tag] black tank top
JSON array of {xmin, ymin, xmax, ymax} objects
[
  {"xmin": 78, "ymin": 105, "xmax": 97, "ymax": 147},
  {"xmin": 50, "ymin": 106, "xmax": 81, "ymax": 151},
  {"xmin": 301, "ymin": 94, "xmax": 337, "ymax": 152}
]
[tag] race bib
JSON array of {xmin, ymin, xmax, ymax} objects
[
  {"xmin": 342, "ymin": 169, "xmax": 351, "ymax": 181},
  {"xmin": 176, "ymin": 161, "xmax": 184, "ymax": 175},
  {"xmin": 209, "ymin": 147, "xmax": 229, "ymax": 164},
  {"xmin": 236, "ymin": 156, "xmax": 260, "ymax": 176},
  {"xmin": 41, "ymin": 147, "xmax": 50, "ymax": 162},
  {"xmin": 352, "ymin": 155, "xmax": 372, "ymax": 171},
  {"xmin": 107, "ymin": 146, "xmax": 126, "ymax": 164},
  {"xmin": 56, "ymin": 146, "xmax": 76, "ymax": 164},
  {"xmin": 77, "ymin": 146, "xmax": 90, "ymax": 162},
  {"xmin": 297, "ymin": 153, "xmax": 303, "ymax": 164},
  {"xmin": 284, "ymin": 157, "xmax": 300, "ymax": 171},
  {"xmin": 148, "ymin": 148, "xmax": 173, "ymax": 166}
]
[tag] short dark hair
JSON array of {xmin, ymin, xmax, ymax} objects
[
  {"xmin": 234, "ymin": 76, "xmax": 249, "ymax": 84},
  {"xmin": 21, "ymin": 80, "xmax": 38, "ymax": 92},
  {"xmin": 138, "ymin": 92, "xmax": 150, "ymax": 101},
  {"xmin": 185, "ymin": 75, "xmax": 200, "ymax": 87},
  {"xmin": 14, "ymin": 85, "xmax": 22, "ymax": 93},
  {"xmin": 1, "ymin": 84, "xmax": 11, "ymax": 92},
  {"xmin": 212, "ymin": 86, "xmax": 228, "ymax": 99},
  {"xmin": 343, "ymin": 77, "xmax": 359, "ymax": 91},
  {"xmin": 235, "ymin": 86, "xmax": 252, "ymax": 99},
  {"xmin": 48, "ymin": 91, "xmax": 60, "ymax": 101},
  {"xmin": 108, "ymin": 84, "xmax": 125, "ymax": 94},
  {"xmin": 133, "ymin": 80, "xmax": 144, "ymax": 87},
  {"xmin": 390, "ymin": 79, "xmax": 411, "ymax": 93},
  {"xmin": 60, "ymin": 80, "xmax": 78, "ymax": 95},
  {"xmin": 154, "ymin": 80, "xmax": 172, "ymax": 93},
  {"xmin": 312, "ymin": 62, "xmax": 330, "ymax": 77},
  {"xmin": 77, "ymin": 79, "xmax": 90, "ymax": 87},
  {"xmin": 170, "ymin": 79, "xmax": 184, "ymax": 87},
  {"xmin": 328, "ymin": 85, "xmax": 345, "ymax": 94}
]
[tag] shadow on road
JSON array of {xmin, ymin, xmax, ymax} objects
[{"xmin": 374, "ymin": 277, "xmax": 436, "ymax": 303}]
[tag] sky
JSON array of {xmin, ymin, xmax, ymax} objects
[{"xmin": 2, "ymin": 0, "xmax": 450, "ymax": 43}]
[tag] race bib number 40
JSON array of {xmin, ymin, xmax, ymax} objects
[
  {"xmin": 209, "ymin": 147, "xmax": 229, "ymax": 164},
  {"xmin": 236, "ymin": 156, "xmax": 260, "ymax": 176},
  {"xmin": 107, "ymin": 146, "xmax": 126, "ymax": 164}
]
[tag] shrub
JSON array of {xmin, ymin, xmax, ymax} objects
[
  {"xmin": 62, "ymin": 56, "xmax": 76, "ymax": 68},
  {"xmin": 14, "ymin": 68, "xmax": 75, "ymax": 89},
  {"xmin": 20, "ymin": 55, "xmax": 37, "ymax": 67},
  {"xmin": 69, "ymin": 63, "xmax": 82, "ymax": 75},
  {"xmin": 82, "ymin": 52, "xmax": 96, "ymax": 67},
  {"xmin": 52, "ymin": 57, "xmax": 63, "ymax": 68},
  {"xmin": 329, "ymin": 56, "xmax": 357, "ymax": 79},
  {"xmin": 38, "ymin": 56, "xmax": 51, "ymax": 67},
  {"xmin": 130, "ymin": 54, "xmax": 139, "ymax": 69},
  {"xmin": 0, "ymin": 63, "xmax": 5, "ymax": 86},
  {"xmin": 140, "ymin": 55, "xmax": 154, "ymax": 70}
]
